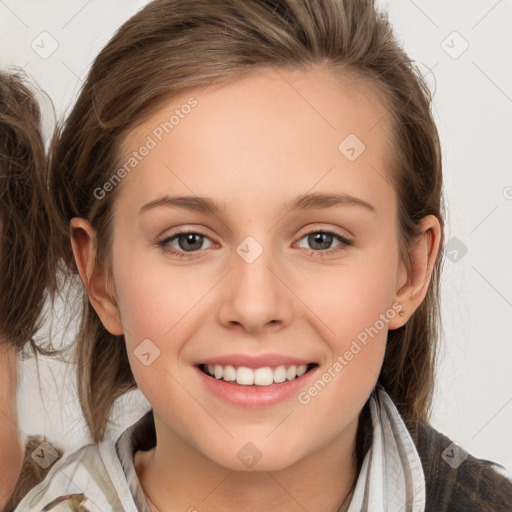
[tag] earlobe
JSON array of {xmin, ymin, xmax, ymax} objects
[
  {"xmin": 69, "ymin": 218, "xmax": 124, "ymax": 336},
  {"xmin": 388, "ymin": 215, "xmax": 442, "ymax": 329}
]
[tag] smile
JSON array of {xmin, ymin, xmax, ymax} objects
[{"xmin": 199, "ymin": 363, "xmax": 317, "ymax": 386}]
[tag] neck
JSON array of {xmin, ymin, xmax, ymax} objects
[
  {"xmin": 135, "ymin": 415, "xmax": 359, "ymax": 512},
  {"xmin": 0, "ymin": 341, "xmax": 20, "ymax": 415},
  {"xmin": 0, "ymin": 342, "xmax": 24, "ymax": 510}
]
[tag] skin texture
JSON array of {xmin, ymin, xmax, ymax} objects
[
  {"xmin": 0, "ymin": 343, "xmax": 24, "ymax": 509},
  {"xmin": 71, "ymin": 66, "xmax": 441, "ymax": 511}
]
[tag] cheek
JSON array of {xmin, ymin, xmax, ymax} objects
[
  {"xmin": 292, "ymin": 238, "xmax": 399, "ymax": 405},
  {"xmin": 291, "ymin": 263, "xmax": 395, "ymax": 437},
  {"xmin": 301, "ymin": 245, "xmax": 399, "ymax": 344},
  {"xmin": 113, "ymin": 265, "xmax": 193, "ymax": 407},
  {"xmin": 111, "ymin": 240, "xmax": 196, "ymax": 338},
  {"xmin": 111, "ymin": 247, "xmax": 217, "ymax": 395}
]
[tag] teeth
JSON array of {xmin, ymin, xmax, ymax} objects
[
  {"xmin": 203, "ymin": 363, "xmax": 312, "ymax": 385},
  {"xmin": 236, "ymin": 367, "xmax": 254, "ymax": 385},
  {"xmin": 223, "ymin": 365, "xmax": 236, "ymax": 382},
  {"xmin": 254, "ymin": 367, "xmax": 274, "ymax": 386},
  {"xmin": 286, "ymin": 365, "xmax": 297, "ymax": 380},
  {"xmin": 297, "ymin": 364, "xmax": 308, "ymax": 377},
  {"xmin": 273, "ymin": 365, "xmax": 287, "ymax": 383},
  {"xmin": 214, "ymin": 364, "xmax": 223, "ymax": 379}
]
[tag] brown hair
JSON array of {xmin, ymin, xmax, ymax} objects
[
  {"xmin": 0, "ymin": 70, "xmax": 62, "ymax": 511},
  {"xmin": 49, "ymin": 0, "xmax": 444, "ymax": 446},
  {"xmin": 0, "ymin": 70, "xmax": 57, "ymax": 355}
]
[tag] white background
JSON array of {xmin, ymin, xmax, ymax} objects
[{"xmin": 1, "ymin": 0, "xmax": 511, "ymax": 471}]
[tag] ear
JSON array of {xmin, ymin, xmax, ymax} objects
[
  {"xmin": 69, "ymin": 218, "xmax": 123, "ymax": 336},
  {"xmin": 388, "ymin": 215, "xmax": 442, "ymax": 329}
]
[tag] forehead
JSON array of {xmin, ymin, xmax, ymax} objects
[{"xmin": 116, "ymin": 65, "xmax": 395, "ymax": 217}]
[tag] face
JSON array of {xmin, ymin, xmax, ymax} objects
[{"xmin": 101, "ymin": 66, "xmax": 408, "ymax": 471}]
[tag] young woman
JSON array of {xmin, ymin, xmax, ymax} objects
[
  {"xmin": 15, "ymin": 0, "xmax": 512, "ymax": 510},
  {"xmin": 0, "ymin": 71, "xmax": 62, "ymax": 511}
]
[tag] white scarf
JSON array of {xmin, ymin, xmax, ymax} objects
[{"xmin": 342, "ymin": 385, "xmax": 426, "ymax": 512}]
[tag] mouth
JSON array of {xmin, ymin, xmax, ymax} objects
[{"xmin": 198, "ymin": 363, "xmax": 318, "ymax": 386}]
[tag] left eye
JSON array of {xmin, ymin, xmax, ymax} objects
[{"xmin": 296, "ymin": 230, "xmax": 352, "ymax": 254}]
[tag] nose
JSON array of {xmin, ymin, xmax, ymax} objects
[{"xmin": 216, "ymin": 238, "xmax": 294, "ymax": 336}]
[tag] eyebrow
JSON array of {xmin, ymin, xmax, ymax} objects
[{"xmin": 139, "ymin": 192, "xmax": 376, "ymax": 215}]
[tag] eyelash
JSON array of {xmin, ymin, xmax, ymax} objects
[{"xmin": 157, "ymin": 229, "xmax": 353, "ymax": 259}]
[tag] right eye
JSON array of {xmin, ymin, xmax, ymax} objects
[{"xmin": 158, "ymin": 230, "xmax": 215, "ymax": 258}]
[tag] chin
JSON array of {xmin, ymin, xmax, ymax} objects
[{"xmin": 203, "ymin": 441, "xmax": 308, "ymax": 473}]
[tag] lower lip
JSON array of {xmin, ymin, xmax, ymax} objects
[{"xmin": 195, "ymin": 366, "xmax": 318, "ymax": 408}]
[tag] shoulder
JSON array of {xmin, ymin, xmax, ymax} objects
[
  {"xmin": 414, "ymin": 421, "xmax": 512, "ymax": 512},
  {"xmin": 14, "ymin": 440, "xmax": 134, "ymax": 512},
  {"xmin": 4, "ymin": 435, "xmax": 63, "ymax": 512}
]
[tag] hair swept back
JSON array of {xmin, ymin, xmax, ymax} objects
[
  {"xmin": 0, "ymin": 70, "xmax": 58, "ymax": 355},
  {"xmin": 49, "ymin": 0, "xmax": 444, "ymax": 446}
]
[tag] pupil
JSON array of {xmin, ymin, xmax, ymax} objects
[
  {"xmin": 310, "ymin": 232, "xmax": 331, "ymax": 250},
  {"xmin": 180, "ymin": 233, "xmax": 202, "ymax": 251}
]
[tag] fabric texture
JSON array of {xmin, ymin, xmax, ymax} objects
[
  {"xmin": 346, "ymin": 386, "xmax": 426, "ymax": 511},
  {"xmin": 414, "ymin": 419, "xmax": 512, "ymax": 511},
  {"xmin": 3, "ymin": 436, "xmax": 63, "ymax": 512},
  {"xmin": 13, "ymin": 385, "xmax": 512, "ymax": 511}
]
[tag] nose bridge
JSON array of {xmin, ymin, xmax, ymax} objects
[
  {"xmin": 234, "ymin": 233, "xmax": 278, "ymax": 306},
  {"xmin": 218, "ymin": 233, "xmax": 292, "ymax": 332}
]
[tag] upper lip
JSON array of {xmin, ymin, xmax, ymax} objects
[{"xmin": 195, "ymin": 353, "xmax": 316, "ymax": 368}]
